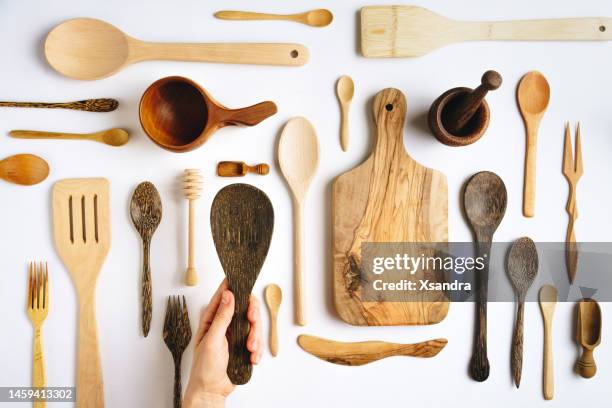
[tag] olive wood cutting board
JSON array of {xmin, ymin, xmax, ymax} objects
[{"xmin": 332, "ymin": 88, "xmax": 448, "ymax": 326}]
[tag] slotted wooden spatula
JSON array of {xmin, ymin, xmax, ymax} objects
[
  {"xmin": 361, "ymin": 6, "xmax": 612, "ymax": 58},
  {"xmin": 211, "ymin": 183, "xmax": 274, "ymax": 385},
  {"xmin": 53, "ymin": 178, "xmax": 110, "ymax": 408}
]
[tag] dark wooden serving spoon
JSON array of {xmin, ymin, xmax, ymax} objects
[
  {"xmin": 464, "ymin": 171, "xmax": 507, "ymax": 382},
  {"xmin": 211, "ymin": 183, "xmax": 274, "ymax": 384},
  {"xmin": 507, "ymin": 237, "xmax": 538, "ymax": 388}
]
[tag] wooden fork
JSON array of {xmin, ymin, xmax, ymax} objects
[
  {"xmin": 562, "ymin": 123, "xmax": 583, "ymax": 284},
  {"xmin": 163, "ymin": 296, "xmax": 192, "ymax": 408},
  {"xmin": 27, "ymin": 262, "xmax": 49, "ymax": 408}
]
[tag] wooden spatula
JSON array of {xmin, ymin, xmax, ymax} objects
[
  {"xmin": 53, "ymin": 178, "xmax": 110, "ymax": 408},
  {"xmin": 361, "ymin": 6, "xmax": 612, "ymax": 58},
  {"xmin": 211, "ymin": 183, "xmax": 274, "ymax": 385}
]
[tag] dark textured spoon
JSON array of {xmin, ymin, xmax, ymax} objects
[
  {"xmin": 130, "ymin": 181, "xmax": 162, "ymax": 337},
  {"xmin": 507, "ymin": 237, "xmax": 538, "ymax": 388},
  {"xmin": 464, "ymin": 171, "xmax": 507, "ymax": 382},
  {"xmin": 211, "ymin": 183, "xmax": 274, "ymax": 385}
]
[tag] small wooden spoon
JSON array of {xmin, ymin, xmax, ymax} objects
[
  {"xmin": 507, "ymin": 237, "xmax": 538, "ymax": 388},
  {"xmin": 278, "ymin": 117, "xmax": 319, "ymax": 326},
  {"xmin": 336, "ymin": 75, "xmax": 354, "ymax": 151},
  {"xmin": 0, "ymin": 154, "xmax": 49, "ymax": 186},
  {"xmin": 539, "ymin": 285, "xmax": 557, "ymax": 400},
  {"xmin": 517, "ymin": 71, "xmax": 550, "ymax": 218},
  {"xmin": 464, "ymin": 171, "xmax": 507, "ymax": 382},
  {"xmin": 215, "ymin": 9, "xmax": 333, "ymax": 27},
  {"xmin": 576, "ymin": 298, "xmax": 602, "ymax": 378},
  {"xmin": 10, "ymin": 128, "xmax": 129, "ymax": 147},
  {"xmin": 264, "ymin": 284, "xmax": 282, "ymax": 356}
]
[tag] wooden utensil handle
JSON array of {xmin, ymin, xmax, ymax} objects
[
  {"xmin": 523, "ymin": 125, "xmax": 538, "ymax": 217},
  {"xmin": 227, "ymin": 306, "xmax": 252, "ymax": 384},
  {"xmin": 566, "ymin": 186, "xmax": 578, "ymax": 283},
  {"xmin": 173, "ymin": 360, "xmax": 182, "ymax": 408},
  {"xmin": 215, "ymin": 11, "xmax": 289, "ymax": 21},
  {"xmin": 294, "ymin": 201, "xmax": 305, "ymax": 326},
  {"xmin": 0, "ymin": 99, "xmax": 118, "ymax": 112},
  {"xmin": 32, "ymin": 327, "xmax": 46, "ymax": 408},
  {"xmin": 543, "ymin": 321, "xmax": 554, "ymax": 400},
  {"xmin": 185, "ymin": 200, "xmax": 198, "ymax": 286},
  {"xmin": 577, "ymin": 349, "xmax": 597, "ymax": 378},
  {"xmin": 269, "ymin": 315, "xmax": 278, "ymax": 357},
  {"xmin": 340, "ymin": 108, "xmax": 349, "ymax": 151},
  {"xmin": 136, "ymin": 42, "xmax": 309, "ymax": 66},
  {"xmin": 511, "ymin": 301, "xmax": 525, "ymax": 387},
  {"xmin": 10, "ymin": 130, "xmax": 88, "ymax": 140},
  {"xmin": 220, "ymin": 102, "xmax": 278, "ymax": 127},
  {"xmin": 141, "ymin": 240, "xmax": 152, "ymax": 337},
  {"xmin": 472, "ymin": 18, "xmax": 612, "ymax": 41},
  {"xmin": 470, "ymin": 240, "xmax": 491, "ymax": 382},
  {"xmin": 77, "ymin": 297, "xmax": 104, "ymax": 407}
]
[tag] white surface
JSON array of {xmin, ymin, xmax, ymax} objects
[{"xmin": 1, "ymin": 0, "xmax": 611, "ymax": 406}]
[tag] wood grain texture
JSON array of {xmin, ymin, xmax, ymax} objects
[
  {"xmin": 130, "ymin": 182, "xmax": 162, "ymax": 337},
  {"xmin": 264, "ymin": 284, "xmax": 282, "ymax": 357},
  {"xmin": 464, "ymin": 171, "xmax": 507, "ymax": 382},
  {"xmin": 211, "ymin": 184, "xmax": 274, "ymax": 384},
  {"xmin": 45, "ymin": 18, "xmax": 309, "ymax": 80},
  {"xmin": 576, "ymin": 298, "xmax": 601, "ymax": 378},
  {"xmin": 332, "ymin": 88, "xmax": 448, "ymax": 326},
  {"xmin": 361, "ymin": 6, "xmax": 612, "ymax": 58},
  {"xmin": 139, "ymin": 76, "xmax": 277, "ymax": 152},
  {"xmin": 53, "ymin": 178, "xmax": 110, "ymax": 408},
  {"xmin": 539, "ymin": 285, "xmax": 557, "ymax": 400},
  {"xmin": 214, "ymin": 9, "xmax": 333, "ymax": 27},
  {"xmin": 563, "ymin": 123, "xmax": 583, "ymax": 284},
  {"xmin": 163, "ymin": 296, "xmax": 192, "ymax": 408},
  {"xmin": 298, "ymin": 335, "xmax": 447, "ymax": 366},
  {"xmin": 0, "ymin": 98, "xmax": 118, "ymax": 112},
  {"xmin": 217, "ymin": 161, "xmax": 269, "ymax": 177},
  {"xmin": 0, "ymin": 154, "xmax": 49, "ymax": 186}
]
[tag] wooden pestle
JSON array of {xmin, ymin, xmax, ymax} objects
[{"xmin": 445, "ymin": 70, "xmax": 502, "ymax": 134}]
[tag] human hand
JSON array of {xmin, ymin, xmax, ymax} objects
[{"xmin": 183, "ymin": 280, "xmax": 263, "ymax": 408}]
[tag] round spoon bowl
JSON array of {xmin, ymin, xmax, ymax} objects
[
  {"xmin": 102, "ymin": 128, "xmax": 130, "ymax": 146},
  {"xmin": 265, "ymin": 284, "xmax": 282, "ymax": 311},
  {"xmin": 464, "ymin": 171, "xmax": 507, "ymax": 233},
  {"xmin": 337, "ymin": 75, "xmax": 355, "ymax": 103},
  {"xmin": 0, "ymin": 154, "xmax": 49, "ymax": 186},
  {"xmin": 507, "ymin": 237, "xmax": 538, "ymax": 295},
  {"xmin": 45, "ymin": 18, "xmax": 130, "ymax": 80},
  {"xmin": 306, "ymin": 9, "xmax": 334, "ymax": 27},
  {"xmin": 517, "ymin": 71, "xmax": 550, "ymax": 116},
  {"xmin": 278, "ymin": 117, "xmax": 320, "ymax": 198}
]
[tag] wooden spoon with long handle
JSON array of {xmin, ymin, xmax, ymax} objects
[
  {"xmin": 10, "ymin": 128, "xmax": 129, "ymax": 147},
  {"xmin": 539, "ymin": 285, "xmax": 557, "ymax": 400},
  {"xmin": 0, "ymin": 98, "xmax": 118, "ymax": 112},
  {"xmin": 278, "ymin": 118, "xmax": 319, "ymax": 326},
  {"xmin": 563, "ymin": 123, "xmax": 583, "ymax": 284},
  {"xmin": 215, "ymin": 9, "xmax": 333, "ymax": 27},
  {"xmin": 517, "ymin": 71, "xmax": 550, "ymax": 217},
  {"xmin": 45, "ymin": 18, "xmax": 308, "ymax": 80},
  {"xmin": 264, "ymin": 284, "xmax": 282, "ymax": 356}
]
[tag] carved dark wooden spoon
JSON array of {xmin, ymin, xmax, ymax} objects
[
  {"xmin": 507, "ymin": 237, "xmax": 538, "ymax": 388},
  {"xmin": 211, "ymin": 183, "xmax": 274, "ymax": 384},
  {"xmin": 464, "ymin": 171, "xmax": 507, "ymax": 382},
  {"xmin": 130, "ymin": 181, "xmax": 162, "ymax": 337}
]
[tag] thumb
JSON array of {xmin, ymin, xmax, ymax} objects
[{"xmin": 207, "ymin": 290, "xmax": 235, "ymax": 341}]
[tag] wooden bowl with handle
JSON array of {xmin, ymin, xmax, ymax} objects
[{"xmin": 139, "ymin": 76, "xmax": 277, "ymax": 152}]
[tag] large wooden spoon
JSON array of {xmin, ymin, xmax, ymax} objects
[
  {"xmin": 215, "ymin": 9, "xmax": 333, "ymax": 27},
  {"xmin": 517, "ymin": 71, "xmax": 550, "ymax": 217},
  {"xmin": 507, "ymin": 237, "xmax": 538, "ymax": 388},
  {"xmin": 278, "ymin": 117, "xmax": 319, "ymax": 326},
  {"xmin": 464, "ymin": 171, "xmax": 507, "ymax": 382},
  {"xmin": 0, "ymin": 154, "xmax": 49, "ymax": 186},
  {"xmin": 539, "ymin": 285, "xmax": 557, "ymax": 400},
  {"xmin": 45, "ymin": 18, "xmax": 309, "ymax": 80},
  {"xmin": 10, "ymin": 128, "xmax": 129, "ymax": 146}
]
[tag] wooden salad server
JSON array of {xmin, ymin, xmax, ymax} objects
[
  {"xmin": 211, "ymin": 184, "xmax": 274, "ymax": 384},
  {"xmin": 298, "ymin": 335, "xmax": 447, "ymax": 366}
]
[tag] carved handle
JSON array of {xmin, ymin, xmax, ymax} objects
[
  {"xmin": 511, "ymin": 301, "xmax": 525, "ymax": 387},
  {"xmin": 215, "ymin": 11, "xmax": 292, "ymax": 22},
  {"xmin": 577, "ymin": 349, "xmax": 597, "ymax": 378},
  {"xmin": 294, "ymin": 201, "xmax": 305, "ymax": 326},
  {"xmin": 227, "ymin": 300, "xmax": 252, "ymax": 384},
  {"xmin": 470, "ymin": 240, "xmax": 491, "ymax": 382},
  {"xmin": 0, "ymin": 98, "xmax": 118, "ymax": 112},
  {"xmin": 269, "ymin": 312, "xmax": 279, "ymax": 357},
  {"xmin": 141, "ymin": 240, "xmax": 152, "ymax": 337},
  {"xmin": 340, "ymin": 106, "xmax": 350, "ymax": 151}
]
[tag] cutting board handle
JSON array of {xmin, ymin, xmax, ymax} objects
[
  {"xmin": 227, "ymin": 303, "xmax": 252, "ymax": 385},
  {"xmin": 372, "ymin": 88, "xmax": 408, "ymax": 152}
]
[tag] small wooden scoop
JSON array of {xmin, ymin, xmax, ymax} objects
[
  {"xmin": 217, "ymin": 161, "xmax": 269, "ymax": 177},
  {"xmin": 576, "ymin": 298, "xmax": 602, "ymax": 378},
  {"xmin": 211, "ymin": 183, "xmax": 274, "ymax": 385},
  {"xmin": 298, "ymin": 335, "xmax": 447, "ymax": 366}
]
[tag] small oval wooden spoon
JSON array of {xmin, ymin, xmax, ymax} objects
[
  {"xmin": 576, "ymin": 298, "xmax": 602, "ymax": 378},
  {"xmin": 507, "ymin": 237, "xmax": 538, "ymax": 388},
  {"xmin": 336, "ymin": 75, "xmax": 354, "ymax": 151},
  {"xmin": 517, "ymin": 71, "xmax": 550, "ymax": 218},
  {"xmin": 278, "ymin": 117, "xmax": 319, "ymax": 326},
  {"xmin": 0, "ymin": 154, "xmax": 49, "ymax": 185},
  {"xmin": 215, "ymin": 9, "xmax": 333, "ymax": 27},
  {"xmin": 539, "ymin": 285, "xmax": 557, "ymax": 400},
  {"xmin": 264, "ymin": 284, "xmax": 282, "ymax": 356},
  {"xmin": 10, "ymin": 128, "xmax": 129, "ymax": 146}
]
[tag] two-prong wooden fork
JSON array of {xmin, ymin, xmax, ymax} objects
[
  {"xmin": 563, "ymin": 123, "xmax": 583, "ymax": 284},
  {"xmin": 27, "ymin": 262, "xmax": 49, "ymax": 408}
]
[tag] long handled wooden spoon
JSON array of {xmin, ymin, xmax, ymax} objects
[
  {"xmin": 215, "ymin": 9, "xmax": 333, "ymax": 27},
  {"xmin": 0, "ymin": 154, "xmax": 49, "ymax": 186},
  {"xmin": 10, "ymin": 128, "xmax": 129, "ymax": 147},
  {"xmin": 278, "ymin": 117, "xmax": 319, "ymax": 326},
  {"xmin": 336, "ymin": 75, "xmax": 354, "ymax": 151},
  {"xmin": 539, "ymin": 285, "xmax": 557, "ymax": 400},
  {"xmin": 0, "ymin": 98, "xmax": 118, "ymax": 112},
  {"xmin": 264, "ymin": 284, "xmax": 282, "ymax": 356},
  {"xmin": 517, "ymin": 71, "xmax": 550, "ymax": 217},
  {"xmin": 45, "ymin": 18, "xmax": 309, "ymax": 80}
]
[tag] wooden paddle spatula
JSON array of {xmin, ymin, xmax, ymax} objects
[
  {"xmin": 53, "ymin": 178, "xmax": 110, "ymax": 408},
  {"xmin": 211, "ymin": 183, "xmax": 274, "ymax": 385}
]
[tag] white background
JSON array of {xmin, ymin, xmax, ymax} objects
[{"xmin": 1, "ymin": 0, "xmax": 611, "ymax": 406}]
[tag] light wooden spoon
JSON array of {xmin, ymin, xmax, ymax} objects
[
  {"xmin": 45, "ymin": 18, "xmax": 308, "ymax": 80},
  {"xmin": 336, "ymin": 75, "xmax": 354, "ymax": 151},
  {"xmin": 215, "ymin": 9, "xmax": 333, "ymax": 27},
  {"xmin": 517, "ymin": 71, "xmax": 550, "ymax": 218},
  {"xmin": 0, "ymin": 154, "xmax": 49, "ymax": 186},
  {"xmin": 10, "ymin": 128, "xmax": 129, "ymax": 147},
  {"xmin": 278, "ymin": 117, "xmax": 319, "ymax": 326},
  {"xmin": 264, "ymin": 284, "xmax": 282, "ymax": 356},
  {"xmin": 539, "ymin": 285, "xmax": 557, "ymax": 400}
]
